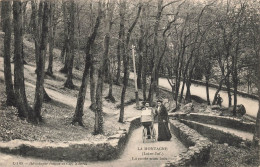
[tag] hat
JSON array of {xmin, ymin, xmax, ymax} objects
[{"xmin": 157, "ymin": 98, "xmax": 163, "ymax": 102}]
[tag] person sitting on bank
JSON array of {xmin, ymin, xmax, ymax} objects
[
  {"xmin": 155, "ymin": 99, "xmax": 172, "ymax": 141},
  {"xmin": 216, "ymin": 94, "xmax": 223, "ymax": 107}
]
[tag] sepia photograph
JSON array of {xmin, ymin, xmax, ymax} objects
[{"xmin": 0, "ymin": 0, "xmax": 259, "ymax": 166}]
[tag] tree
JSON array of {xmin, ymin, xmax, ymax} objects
[
  {"xmin": 148, "ymin": 0, "xmax": 183, "ymax": 105},
  {"xmin": 2, "ymin": 1, "xmax": 16, "ymax": 106},
  {"xmin": 104, "ymin": 1, "xmax": 116, "ymax": 103},
  {"xmin": 72, "ymin": 1, "xmax": 102, "ymax": 126},
  {"xmin": 64, "ymin": 0, "xmax": 75, "ymax": 89},
  {"xmin": 250, "ymin": 0, "xmax": 260, "ymax": 159},
  {"xmin": 89, "ymin": 56, "xmax": 96, "ymax": 110},
  {"xmin": 60, "ymin": 0, "xmax": 69, "ymax": 73},
  {"xmin": 119, "ymin": 1, "xmax": 142, "ymax": 123},
  {"xmin": 115, "ymin": 0, "xmax": 125, "ymax": 85},
  {"xmin": 13, "ymin": 0, "xmax": 31, "ymax": 119},
  {"xmin": 94, "ymin": 1, "xmax": 115, "ymax": 134},
  {"xmin": 256, "ymin": 58, "xmax": 260, "ymax": 165},
  {"xmin": 32, "ymin": 1, "xmax": 50, "ymax": 123},
  {"xmin": 31, "ymin": 0, "xmax": 52, "ymax": 103},
  {"xmin": 147, "ymin": 0, "xmax": 163, "ymax": 104},
  {"xmin": 140, "ymin": 4, "xmax": 150, "ymax": 102},
  {"xmin": 46, "ymin": 2, "xmax": 57, "ymax": 76},
  {"xmin": 89, "ymin": 1, "xmax": 97, "ymax": 111}
]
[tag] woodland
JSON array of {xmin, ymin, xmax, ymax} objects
[{"xmin": 0, "ymin": 0, "xmax": 259, "ymax": 166}]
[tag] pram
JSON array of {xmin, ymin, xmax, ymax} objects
[{"xmin": 140, "ymin": 108, "xmax": 156, "ymax": 143}]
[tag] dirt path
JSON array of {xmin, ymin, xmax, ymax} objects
[
  {"xmin": 88, "ymin": 123, "xmax": 187, "ymax": 167},
  {"xmin": 197, "ymin": 122, "xmax": 254, "ymax": 141},
  {"xmin": 0, "ymin": 122, "xmax": 187, "ymax": 167},
  {"xmin": 158, "ymin": 77, "xmax": 259, "ymax": 118}
]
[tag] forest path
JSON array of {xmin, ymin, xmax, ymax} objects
[
  {"xmin": 0, "ymin": 103, "xmax": 187, "ymax": 167},
  {"xmin": 87, "ymin": 122, "xmax": 187, "ymax": 167}
]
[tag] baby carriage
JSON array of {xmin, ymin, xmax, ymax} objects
[{"xmin": 141, "ymin": 108, "xmax": 157, "ymax": 143}]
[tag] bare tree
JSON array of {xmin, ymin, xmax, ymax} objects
[
  {"xmin": 148, "ymin": 0, "xmax": 182, "ymax": 104},
  {"xmin": 60, "ymin": 1, "xmax": 69, "ymax": 73},
  {"xmin": 46, "ymin": 2, "xmax": 57, "ymax": 76},
  {"xmin": 13, "ymin": 0, "xmax": 31, "ymax": 119},
  {"xmin": 32, "ymin": 1, "xmax": 50, "ymax": 123},
  {"xmin": 119, "ymin": 1, "xmax": 142, "ymax": 123},
  {"xmin": 2, "ymin": 1, "xmax": 16, "ymax": 106},
  {"xmin": 105, "ymin": 2, "xmax": 116, "ymax": 103},
  {"xmin": 63, "ymin": 0, "xmax": 75, "ymax": 89},
  {"xmin": 94, "ymin": 1, "xmax": 115, "ymax": 134},
  {"xmin": 72, "ymin": 1, "xmax": 102, "ymax": 126},
  {"xmin": 115, "ymin": 0, "xmax": 125, "ymax": 85}
]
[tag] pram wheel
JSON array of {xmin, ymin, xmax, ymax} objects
[
  {"xmin": 152, "ymin": 127, "xmax": 157, "ymax": 141},
  {"xmin": 142, "ymin": 125, "xmax": 156, "ymax": 143},
  {"xmin": 142, "ymin": 128, "xmax": 147, "ymax": 143}
]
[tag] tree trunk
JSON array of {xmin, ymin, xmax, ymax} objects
[
  {"xmin": 225, "ymin": 74, "xmax": 232, "ymax": 107},
  {"xmin": 185, "ymin": 80, "xmax": 191, "ymax": 103},
  {"xmin": 13, "ymin": 1, "xmax": 31, "ymax": 119},
  {"xmin": 205, "ymin": 75, "xmax": 210, "ymax": 105},
  {"xmin": 94, "ymin": 2, "xmax": 115, "ymax": 134},
  {"xmin": 72, "ymin": 53, "xmax": 91, "ymax": 126},
  {"xmin": 185, "ymin": 65, "xmax": 195, "ymax": 104},
  {"xmin": 137, "ymin": 19, "xmax": 144, "ymax": 89},
  {"xmin": 212, "ymin": 71, "xmax": 231, "ymax": 105},
  {"xmin": 32, "ymin": 1, "xmax": 49, "ymax": 123},
  {"xmin": 72, "ymin": 2, "xmax": 102, "ymax": 126},
  {"xmin": 94, "ymin": 35, "xmax": 109, "ymax": 134},
  {"xmin": 60, "ymin": 1, "xmax": 69, "ymax": 73},
  {"xmin": 254, "ymin": 48, "xmax": 260, "ymax": 161},
  {"xmin": 46, "ymin": 3, "xmax": 55, "ymax": 76},
  {"xmin": 106, "ymin": 59, "xmax": 115, "ymax": 103},
  {"xmin": 180, "ymin": 78, "xmax": 186, "ymax": 103},
  {"xmin": 137, "ymin": 52, "xmax": 143, "ymax": 89},
  {"xmin": 118, "ymin": 1, "xmax": 126, "ymax": 123},
  {"xmin": 64, "ymin": 1, "xmax": 75, "ymax": 89},
  {"xmin": 141, "ymin": 4, "xmax": 149, "ymax": 97},
  {"xmin": 115, "ymin": 2, "xmax": 125, "ymax": 85},
  {"xmin": 0, "ymin": 1, "xmax": 4, "ymax": 30},
  {"xmin": 142, "ymin": 45, "xmax": 148, "ymax": 102},
  {"xmin": 148, "ymin": 0, "xmax": 163, "ymax": 105},
  {"xmin": 119, "ymin": 2, "xmax": 141, "ymax": 123},
  {"xmin": 89, "ymin": 56, "xmax": 96, "ymax": 111},
  {"xmin": 21, "ymin": 2, "xmax": 27, "ymax": 65},
  {"xmin": 31, "ymin": 1, "xmax": 52, "ymax": 104},
  {"xmin": 2, "ymin": 1, "xmax": 16, "ymax": 106},
  {"xmin": 60, "ymin": 39, "xmax": 67, "ymax": 64}
]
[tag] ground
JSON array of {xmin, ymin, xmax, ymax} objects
[
  {"xmin": 206, "ymin": 143, "xmax": 258, "ymax": 167},
  {"xmin": 0, "ymin": 32, "xmax": 258, "ymax": 166}
]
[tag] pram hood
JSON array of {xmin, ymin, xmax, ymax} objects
[{"xmin": 141, "ymin": 108, "xmax": 153, "ymax": 115}]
